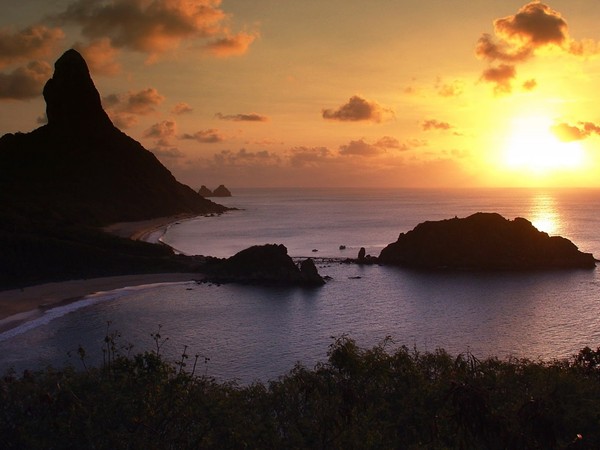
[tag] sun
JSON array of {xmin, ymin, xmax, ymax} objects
[{"xmin": 502, "ymin": 115, "xmax": 585, "ymax": 174}]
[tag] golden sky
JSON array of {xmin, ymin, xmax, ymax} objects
[{"xmin": 2, "ymin": 0, "xmax": 600, "ymax": 188}]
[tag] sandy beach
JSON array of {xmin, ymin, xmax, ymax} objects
[{"xmin": 0, "ymin": 215, "xmax": 201, "ymax": 331}]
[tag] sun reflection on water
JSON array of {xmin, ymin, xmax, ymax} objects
[{"xmin": 529, "ymin": 193, "xmax": 561, "ymax": 235}]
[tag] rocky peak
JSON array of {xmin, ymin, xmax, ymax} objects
[{"xmin": 43, "ymin": 49, "xmax": 113, "ymax": 131}]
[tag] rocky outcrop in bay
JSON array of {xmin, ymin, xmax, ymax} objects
[
  {"xmin": 205, "ymin": 244, "xmax": 325, "ymax": 286},
  {"xmin": 378, "ymin": 212, "xmax": 596, "ymax": 270}
]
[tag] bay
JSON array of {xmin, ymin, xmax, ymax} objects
[{"xmin": 1, "ymin": 188, "xmax": 599, "ymax": 383}]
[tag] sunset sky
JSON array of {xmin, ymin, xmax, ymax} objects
[{"xmin": 2, "ymin": 0, "xmax": 600, "ymax": 188}]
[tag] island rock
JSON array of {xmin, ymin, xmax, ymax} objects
[
  {"xmin": 378, "ymin": 212, "xmax": 596, "ymax": 270},
  {"xmin": 198, "ymin": 185, "xmax": 213, "ymax": 197},
  {"xmin": 212, "ymin": 185, "xmax": 232, "ymax": 197},
  {"xmin": 205, "ymin": 244, "xmax": 325, "ymax": 286}
]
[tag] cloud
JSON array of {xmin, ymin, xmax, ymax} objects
[
  {"xmin": 422, "ymin": 119, "xmax": 453, "ymax": 131},
  {"xmin": 103, "ymin": 87, "xmax": 165, "ymax": 114},
  {"xmin": 181, "ymin": 128, "xmax": 224, "ymax": 143},
  {"xmin": 215, "ymin": 112, "xmax": 268, "ymax": 122},
  {"xmin": 338, "ymin": 136, "xmax": 411, "ymax": 157},
  {"xmin": 204, "ymin": 31, "xmax": 258, "ymax": 57},
  {"xmin": 322, "ymin": 95, "xmax": 394, "ymax": 123},
  {"xmin": 288, "ymin": 146, "xmax": 333, "ymax": 168},
  {"xmin": 74, "ymin": 38, "xmax": 121, "ymax": 75},
  {"xmin": 480, "ymin": 64, "xmax": 516, "ymax": 95},
  {"xmin": 552, "ymin": 121, "xmax": 600, "ymax": 142},
  {"xmin": 494, "ymin": 2, "xmax": 567, "ymax": 48},
  {"xmin": 522, "ymin": 78, "xmax": 537, "ymax": 91},
  {"xmin": 53, "ymin": 0, "xmax": 255, "ymax": 60},
  {"xmin": 0, "ymin": 61, "xmax": 52, "ymax": 100},
  {"xmin": 476, "ymin": 2, "xmax": 597, "ymax": 94},
  {"xmin": 144, "ymin": 120, "xmax": 178, "ymax": 150},
  {"xmin": 436, "ymin": 79, "xmax": 464, "ymax": 97},
  {"xmin": 103, "ymin": 87, "xmax": 165, "ymax": 127},
  {"xmin": 171, "ymin": 102, "xmax": 193, "ymax": 115},
  {"xmin": 0, "ymin": 25, "xmax": 64, "ymax": 69},
  {"xmin": 339, "ymin": 139, "xmax": 383, "ymax": 157},
  {"xmin": 213, "ymin": 148, "xmax": 281, "ymax": 167}
]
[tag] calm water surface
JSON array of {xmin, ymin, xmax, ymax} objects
[{"xmin": 1, "ymin": 188, "xmax": 599, "ymax": 383}]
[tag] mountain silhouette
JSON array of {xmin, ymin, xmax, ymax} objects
[
  {"xmin": 0, "ymin": 49, "xmax": 225, "ymax": 288},
  {"xmin": 0, "ymin": 49, "xmax": 225, "ymax": 226}
]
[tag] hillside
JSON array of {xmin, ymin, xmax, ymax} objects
[{"xmin": 0, "ymin": 50, "xmax": 225, "ymax": 288}]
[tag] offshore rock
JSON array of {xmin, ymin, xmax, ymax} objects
[
  {"xmin": 205, "ymin": 244, "xmax": 325, "ymax": 286},
  {"xmin": 378, "ymin": 212, "xmax": 596, "ymax": 270},
  {"xmin": 212, "ymin": 184, "xmax": 232, "ymax": 197},
  {"xmin": 198, "ymin": 185, "xmax": 213, "ymax": 197}
]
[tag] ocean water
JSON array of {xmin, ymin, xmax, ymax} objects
[{"xmin": 1, "ymin": 188, "xmax": 600, "ymax": 383}]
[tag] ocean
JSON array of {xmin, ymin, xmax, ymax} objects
[{"xmin": 1, "ymin": 188, "xmax": 600, "ymax": 383}]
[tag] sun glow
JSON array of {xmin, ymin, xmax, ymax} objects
[{"xmin": 503, "ymin": 116, "xmax": 585, "ymax": 174}]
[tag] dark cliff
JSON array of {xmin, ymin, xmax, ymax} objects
[
  {"xmin": 0, "ymin": 50, "xmax": 226, "ymax": 288},
  {"xmin": 0, "ymin": 49, "xmax": 226, "ymax": 226},
  {"xmin": 378, "ymin": 212, "xmax": 596, "ymax": 270}
]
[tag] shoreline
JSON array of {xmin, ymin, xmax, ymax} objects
[
  {"xmin": 0, "ymin": 272, "xmax": 201, "ymax": 332},
  {"xmin": 0, "ymin": 213, "xmax": 205, "ymax": 332}
]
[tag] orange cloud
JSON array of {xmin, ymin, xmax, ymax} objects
[
  {"xmin": 104, "ymin": 87, "xmax": 165, "ymax": 115},
  {"xmin": 171, "ymin": 102, "xmax": 193, "ymax": 114},
  {"xmin": 54, "ymin": 0, "xmax": 255, "ymax": 60},
  {"xmin": 204, "ymin": 31, "xmax": 258, "ymax": 57},
  {"xmin": 181, "ymin": 129, "xmax": 224, "ymax": 143},
  {"xmin": 476, "ymin": 2, "xmax": 597, "ymax": 94},
  {"xmin": 144, "ymin": 120, "xmax": 178, "ymax": 150},
  {"xmin": 0, "ymin": 61, "xmax": 52, "ymax": 100},
  {"xmin": 495, "ymin": 2, "xmax": 567, "ymax": 48},
  {"xmin": 213, "ymin": 148, "xmax": 281, "ymax": 167},
  {"xmin": 0, "ymin": 25, "xmax": 64, "ymax": 69},
  {"xmin": 322, "ymin": 95, "xmax": 394, "ymax": 123},
  {"xmin": 552, "ymin": 121, "xmax": 600, "ymax": 142},
  {"xmin": 338, "ymin": 136, "xmax": 409, "ymax": 157},
  {"xmin": 480, "ymin": 64, "xmax": 516, "ymax": 95},
  {"xmin": 215, "ymin": 112, "xmax": 268, "ymax": 122},
  {"xmin": 74, "ymin": 38, "xmax": 121, "ymax": 76},
  {"xmin": 422, "ymin": 119, "xmax": 453, "ymax": 131},
  {"xmin": 288, "ymin": 147, "xmax": 333, "ymax": 168}
]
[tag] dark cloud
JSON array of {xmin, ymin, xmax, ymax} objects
[
  {"xmin": 288, "ymin": 146, "xmax": 333, "ymax": 168},
  {"xmin": 215, "ymin": 112, "xmax": 268, "ymax": 122},
  {"xmin": 181, "ymin": 128, "xmax": 224, "ymax": 143},
  {"xmin": 143, "ymin": 120, "xmax": 177, "ymax": 148},
  {"xmin": 0, "ymin": 25, "xmax": 64, "ymax": 68},
  {"xmin": 0, "ymin": 61, "xmax": 52, "ymax": 100},
  {"xmin": 52, "ymin": 0, "xmax": 255, "ymax": 60},
  {"xmin": 480, "ymin": 64, "xmax": 516, "ymax": 95},
  {"xmin": 74, "ymin": 38, "xmax": 120, "ymax": 75},
  {"xmin": 552, "ymin": 122, "xmax": 600, "ymax": 142},
  {"xmin": 375, "ymin": 136, "xmax": 408, "ymax": 150},
  {"xmin": 322, "ymin": 95, "xmax": 394, "ymax": 123},
  {"xmin": 494, "ymin": 2, "xmax": 567, "ymax": 47},
  {"xmin": 171, "ymin": 102, "xmax": 193, "ymax": 115},
  {"xmin": 204, "ymin": 32, "xmax": 258, "ymax": 57},
  {"xmin": 422, "ymin": 119, "xmax": 453, "ymax": 131}
]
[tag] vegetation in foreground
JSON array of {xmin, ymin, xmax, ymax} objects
[{"xmin": 2, "ymin": 335, "xmax": 599, "ymax": 449}]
